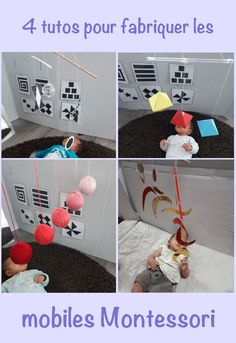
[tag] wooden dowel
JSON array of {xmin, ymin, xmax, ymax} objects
[{"xmin": 55, "ymin": 52, "xmax": 97, "ymax": 79}]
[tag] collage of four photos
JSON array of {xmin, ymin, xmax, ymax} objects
[{"xmin": 1, "ymin": 52, "xmax": 234, "ymax": 293}]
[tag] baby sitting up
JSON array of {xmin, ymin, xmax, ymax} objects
[
  {"xmin": 131, "ymin": 234, "xmax": 190, "ymax": 292},
  {"xmin": 2, "ymin": 257, "xmax": 49, "ymax": 293},
  {"xmin": 30, "ymin": 136, "xmax": 82, "ymax": 159},
  {"xmin": 160, "ymin": 123, "xmax": 199, "ymax": 158}
]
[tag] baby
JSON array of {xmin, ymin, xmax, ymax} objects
[
  {"xmin": 131, "ymin": 234, "xmax": 190, "ymax": 292},
  {"xmin": 1, "ymin": 257, "xmax": 49, "ymax": 293},
  {"xmin": 160, "ymin": 123, "xmax": 199, "ymax": 158},
  {"xmin": 30, "ymin": 136, "xmax": 83, "ymax": 158}
]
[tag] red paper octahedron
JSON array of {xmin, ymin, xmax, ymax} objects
[{"xmin": 170, "ymin": 110, "xmax": 193, "ymax": 129}]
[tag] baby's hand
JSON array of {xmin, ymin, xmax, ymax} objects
[
  {"xmin": 149, "ymin": 260, "xmax": 159, "ymax": 271},
  {"xmin": 34, "ymin": 275, "xmax": 45, "ymax": 284},
  {"xmin": 180, "ymin": 258, "xmax": 189, "ymax": 272},
  {"xmin": 160, "ymin": 139, "xmax": 168, "ymax": 149},
  {"xmin": 182, "ymin": 143, "xmax": 192, "ymax": 152}
]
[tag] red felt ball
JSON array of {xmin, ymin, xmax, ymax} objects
[
  {"xmin": 66, "ymin": 191, "xmax": 84, "ymax": 211},
  {"xmin": 34, "ymin": 224, "xmax": 54, "ymax": 245},
  {"xmin": 52, "ymin": 208, "xmax": 70, "ymax": 228},
  {"xmin": 10, "ymin": 242, "xmax": 33, "ymax": 264}
]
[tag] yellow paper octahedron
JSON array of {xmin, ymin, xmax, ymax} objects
[{"xmin": 149, "ymin": 92, "xmax": 173, "ymax": 112}]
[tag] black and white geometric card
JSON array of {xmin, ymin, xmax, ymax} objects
[
  {"xmin": 132, "ymin": 63, "xmax": 158, "ymax": 83},
  {"xmin": 14, "ymin": 183, "xmax": 27, "ymax": 205},
  {"xmin": 35, "ymin": 210, "xmax": 52, "ymax": 226},
  {"xmin": 118, "ymin": 62, "xmax": 128, "ymax": 84},
  {"xmin": 35, "ymin": 78, "xmax": 49, "ymax": 95},
  {"xmin": 62, "ymin": 220, "xmax": 85, "ymax": 240},
  {"xmin": 118, "ymin": 87, "xmax": 140, "ymax": 102},
  {"xmin": 61, "ymin": 102, "xmax": 81, "ymax": 123},
  {"xmin": 17, "ymin": 75, "xmax": 30, "ymax": 95},
  {"xmin": 21, "ymin": 98, "xmax": 37, "ymax": 113},
  {"xmin": 32, "ymin": 188, "xmax": 50, "ymax": 209},
  {"xmin": 39, "ymin": 100, "xmax": 54, "ymax": 117},
  {"xmin": 61, "ymin": 81, "xmax": 81, "ymax": 101},
  {"xmin": 60, "ymin": 192, "xmax": 83, "ymax": 217},
  {"xmin": 20, "ymin": 208, "xmax": 35, "ymax": 225},
  {"xmin": 139, "ymin": 85, "xmax": 162, "ymax": 100},
  {"xmin": 170, "ymin": 64, "xmax": 194, "ymax": 85},
  {"xmin": 172, "ymin": 89, "xmax": 194, "ymax": 104}
]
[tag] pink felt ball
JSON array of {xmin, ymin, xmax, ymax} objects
[
  {"xmin": 79, "ymin": 176, "xmax": 97, "ymax": 196},
  {"xmin": 52, "ymin": 208, "xmax": 70, "ymax": 228},
  {"xmin": 10, "ymin": 242, "xmax": 33, "ymax": 264},
  {"xmin": 66, "ymin": 191, "xmax": 84, "ymax": 211},
  {"xmin": 34, "ymin": 224, "xmax": 54, "ymax": 245}
]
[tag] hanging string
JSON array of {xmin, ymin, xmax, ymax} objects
[
  {"xmin": 44, "ymin": 52, "xmax": 50, "ymax": 81},
  {"xmin": 211, "ymin": 60, "xmax": 233, "ymax": 118},
  {"xmin": 33, "ymin": 160, "xmax": 43, "ymax": 217},
  {"xmin": 74, "ymin": 159, "xmax": 78, "ymax": 190},
  {"xmin": 87, "ymin": 159, "xmax": 91, "ymax": 177},
  {"xmin": 173, "ymin": 161, "xmax": 183, "ymax": 221},
  {"xmin": 181, "ymin": 52, "xmax": 185, "ymax": 113},
  {"xmin": 73, "ymin": 52, "xmax": 81, "ymax": 135},
  {"xmin": 53, "ymin": 160, "xmax": 61, "ymax": 207},
  {"xmin": 56, "ymin": 53, "xmax": 60, "ymax": 128},
  {"xmin": 1, "ymin": 182, "xmax": 20, "ymax": 242}
]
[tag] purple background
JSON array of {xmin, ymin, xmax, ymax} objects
[{"xmin": 0, "ymin": 0, "xmax": 235, "ymax": 341}]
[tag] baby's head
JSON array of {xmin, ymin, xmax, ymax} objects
[
  {"xmin": 62, "ymin": 137, "xmax": 83, "ymax": 154},
  {"xmin": 175, "ymin": 122, "xmax": 193, "ymax": 136},
  {"xmin": 168, "ymin": 234, "xmax": 185, "ymax": 252},
  {"xmin": 3, "ymin": 257, "xmax": 28, "ymax": 277}
]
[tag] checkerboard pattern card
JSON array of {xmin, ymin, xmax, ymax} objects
[
  {"xmin": 36, "ymin": 210, "xmax": 52, "ymax": 226},
  {"xmin": 39, "ymin": 100, "xmax": 54, "ymax": 117},
  {"xmin": 139, "ymin": 85, "xmax": 162, "ymax": 100}
]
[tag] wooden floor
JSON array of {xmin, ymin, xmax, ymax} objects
[{"xmin": 2, "ymin": 118, "xmax": 116, "ymax": 151}]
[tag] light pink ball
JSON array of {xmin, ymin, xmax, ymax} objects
[
  {"xmin": 79, "ymin": 176, "xmax": 97, "ymax": 196},
  {"xmin": 66, "ymin": 191, "xmax": 84, "ymax": 211}
]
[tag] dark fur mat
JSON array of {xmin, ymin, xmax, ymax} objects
[
  {"xmin": 119, "ymin": 110, "xmax": 233, "ymax": 158},
  {"xmin": 2, "ymin": 136, "xmax": 115, "ymax": 158},
  {"xmin": 2, "ymin": 243, "xmax": 116, "ymax": 293}
]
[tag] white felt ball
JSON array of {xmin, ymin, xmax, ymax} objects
[
  {"xmin": 79, "ymin": 176, "xmax": 97, "ymax": 196},
  {"xmin": 42, "ymin": 83, "xmax": 55, "ymax": 98}
]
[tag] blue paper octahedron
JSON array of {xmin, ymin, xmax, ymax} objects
[{"xmin": 197, "ymin": 119, "xmax": 219, "ymax": 137}]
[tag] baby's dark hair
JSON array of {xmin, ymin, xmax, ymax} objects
[{"xmin": 189, "ymin": 121, "xmax": 194, "ymax": 133}]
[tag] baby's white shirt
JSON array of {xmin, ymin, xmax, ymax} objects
[{"xmin": 161, "ymin": 135, "xmax": 199, "ymax": 158}]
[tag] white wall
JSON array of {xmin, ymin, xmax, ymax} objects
[
  {"xmin": 1, "ymin": 57, "xmax": 19, "ymax": 121},
  {"xmin": 118, "ymin": 53, "xmax": 234, "ymax": 121},
  {"xmin": 120, "ymin": 161, "xmax": 234, "ymax": 256},
  {"xmin": 2, "ymin": 160, "xmax": 116, "ymax": 262},
  {"xmin": 2, "ymin": 52, "xmax": 116, "ymax": 140}
]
